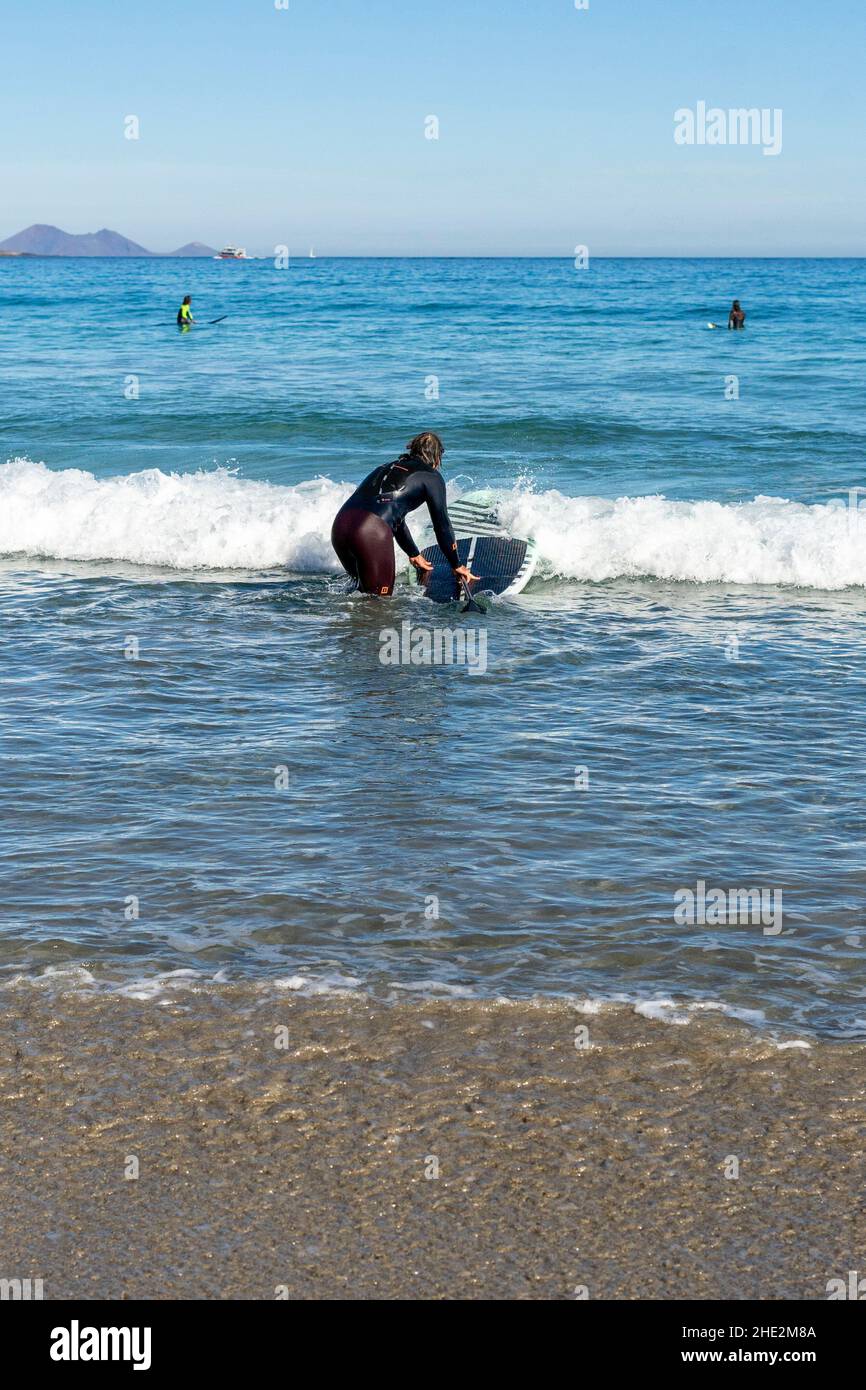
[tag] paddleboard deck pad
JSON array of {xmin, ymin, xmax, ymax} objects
[{"xmin": 415, "ymin": 493, "xmax": 537, "ymax": 603}]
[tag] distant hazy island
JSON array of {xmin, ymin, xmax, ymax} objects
[{"xmin": 0, "ymin": 225, "xmax": 219, "ymax": 257}]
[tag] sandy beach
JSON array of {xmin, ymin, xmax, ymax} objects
[{"xmin": 1, "ymin": 985, "xmax": 863, "ymax": 1301}]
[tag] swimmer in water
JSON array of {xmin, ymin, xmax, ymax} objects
[{"xmin": 728, "ymin": 299, "xmax": 746, "ymax": 330}]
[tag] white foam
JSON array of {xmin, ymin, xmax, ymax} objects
[
  {"xmin": 0, "ymin": 458, "xmax": 350, "ymax": 572},
  {"xmin": 0, "ymin": 967, "xmax": 814, "ymax": 1042},
  {"xmin": 497, "ymin": 487, "xmax": 866, "ymax": 589},
  {"xmin": 574, "ymin": 993, "xmax": 767, "ymax": 1028},
  {"xmin": 0, "ymin": 964, "xmax": 97, "ymax": 991},
  {"xmin": 115, "ymin": 968, "xmax": 202, "ymax": 1001},
  {"xmin": 3, "ymin": 458, "xmax": 866, "ymax": 588},
  {"xmin": 634, "ymin": 998, "xmax": 691, "ymax": 1025},
  {"xmin": 391, "ymin": 979, "xmax": 478, "ymax": 998},
  {"xmin": 273, "ymin": 971, "xmax": 363, "ymax": 996},
  {"xmin": 0, "ymin": 964, "xmax": 224, "ymax": 1003}
]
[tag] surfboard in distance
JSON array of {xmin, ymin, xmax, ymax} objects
[
  {"xmin": 173, "ymin": 315, "xmax": 229, "ymax": 329},
  {"xmin": 415, "ymin": 493, "xmax": 537, "ymax": 603}
]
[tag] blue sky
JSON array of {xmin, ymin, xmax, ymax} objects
[{"xmin": 2, "ymin": 0, "xmax": 863, "ymax": 255}]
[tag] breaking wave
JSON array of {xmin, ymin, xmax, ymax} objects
[{"xmin": 2, "ymin": 457, "xmax": 865, "ymax": 588}]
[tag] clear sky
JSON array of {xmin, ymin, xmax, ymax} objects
[{"xmin": 2, "ymin": 0, "xmax": 863, "ymax": 255}]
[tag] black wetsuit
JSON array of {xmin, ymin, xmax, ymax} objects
[{"xmin": 331, "ymin": 457, "xmax": 459, "ymax": 594}]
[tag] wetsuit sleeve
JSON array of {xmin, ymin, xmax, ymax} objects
[
  {"xmin": 425, "ymin": 472, "xmax": 460, "ymax": 570},
  {"xmin": 393, "ymin": 517, "xmax": 419, "ymax": 558}
]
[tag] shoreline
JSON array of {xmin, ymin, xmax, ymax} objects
[{"xmin": 2, "ymin": 987, "xmax": 863, "ymax": 1300}]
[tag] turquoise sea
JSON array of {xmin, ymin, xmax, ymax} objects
[{"xmin": 2, "ymin": 255, "xmax": 866, "ymax": 1037}]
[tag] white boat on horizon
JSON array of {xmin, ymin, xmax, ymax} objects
[{"xmin": 214, "ymin": 245, "xmax": 253, "ymax": 260}]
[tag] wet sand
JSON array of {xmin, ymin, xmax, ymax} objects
[{"xmin": 1, "ymin": 985, "xmax": 864, "ymax": 1300}]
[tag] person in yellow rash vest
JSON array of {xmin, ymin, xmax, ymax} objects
[{"xmin": 177, "ymin": 295, "xmax": 195, "ymax": 328}]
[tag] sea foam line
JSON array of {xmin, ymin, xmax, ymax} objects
[{"xmin": 3, "ymin": 458, "xmax": 866, "ymax": 588}]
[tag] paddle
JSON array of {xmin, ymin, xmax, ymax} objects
[{"xmin": 459, "ymin": 576, "xmax": 487, "ymax": 614}]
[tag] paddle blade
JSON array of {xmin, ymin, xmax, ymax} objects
[{"xmin": 460, "ymin": 580, "xmax": 487, "ymax": 614}]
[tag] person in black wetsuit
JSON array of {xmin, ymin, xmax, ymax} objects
[
  {"xmin": 331, "ymin": 431, "xmax": 477, "ymax": 595},
  {"xmin": 728, "ymin": 299, "xmax": 746, "ymax": 330}
]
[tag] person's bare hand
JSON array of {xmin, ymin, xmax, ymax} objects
[
  {"xmin": 454, "ymin": 565, "xmax": 478, "ymax": 583},
  {"xmin": 410, "ymin": 554, "xmax": 434, "ymax": 573}
]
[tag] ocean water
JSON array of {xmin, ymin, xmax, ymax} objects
[{"xmin": 2, "ymin": 255, "xmax": 866, "ymax": 1038}]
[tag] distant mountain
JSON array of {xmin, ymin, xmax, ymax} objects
[
  {"xmin": 168, "ymin": 241, "xmax": 219, "ymax": 257},
  {"xmin": 0, "ymin": 224, "xmax": 154, "ymax": 256},
  {"xmin": 0, "ymin": 225, "xmax": 221, "ymax": 257}
]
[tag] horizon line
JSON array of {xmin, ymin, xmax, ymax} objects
[{"xmin": 3, "ymin": 252, "xmax": 866, "ymax": 261}]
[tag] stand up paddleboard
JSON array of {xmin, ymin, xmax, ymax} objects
[{"xmin": 415, "ymin": 492, "xmax": 537, "ymax": 604}]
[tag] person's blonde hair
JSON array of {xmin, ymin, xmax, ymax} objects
[{"xmin": 404, "ymin": 431, "xmax": 444, "ymax": 468}]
